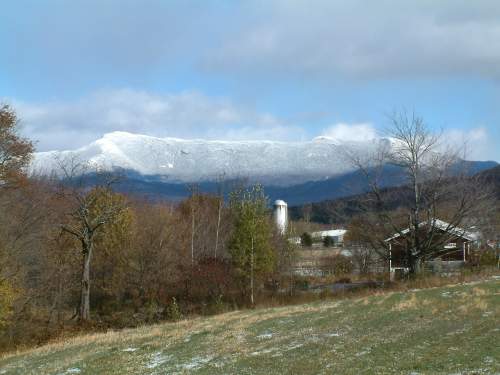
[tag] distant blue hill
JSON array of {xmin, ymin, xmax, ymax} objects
[{"xmin": 104, "ymin": 160, "xmax": 498, "ymax": 206}]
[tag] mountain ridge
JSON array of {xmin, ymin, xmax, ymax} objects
[
  {"xmin": 31, "ymin": 131, "xmax": 498, "ymax": 205},
  {"xmin": 31, "ymin": 131, "xmax": 385, "ymax": 186}
]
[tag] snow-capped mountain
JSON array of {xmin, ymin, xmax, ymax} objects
[
  {"xmin": 32, "ymin": 131, "xmax": 385, "ymax": 186},
  {"xmin": 31, "ymin": 131, "xmax": 498, "ymax": 204}
]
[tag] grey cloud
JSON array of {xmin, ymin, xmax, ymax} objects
[
  {"xmin": 4, "ymin": 1, "xmax": 500, "ymax": 85},
  {"xmin": 204, "ymin": 0, "xmax": 500, "ymax": 81},
  {"xmin": 9, "ymin": 89, "xmax": 304, "ymax": 151}
]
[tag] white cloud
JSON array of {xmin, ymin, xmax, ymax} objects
[
  {"xmin": 443, "ymin": 127, "xmax": 495, "ymax": 161},
  {"xmin": 319, "ymin": 123, "xmax": 496, "ymax": 161},
  {"xmin": 7, "ymin": 89, "xmax": 304, "ymax": 151},
  {"xmin": 320, "ymin": 123, "xmax": 377, "ymax": 143},
  {"xmin": 5, "ymin": 89, "xmax": 496, "ymax": 162}
]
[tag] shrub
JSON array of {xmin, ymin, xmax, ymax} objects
[
  {"xmin": 165, "ymin": 297, "xmax": 183, "ymax": 322},
  {"xmin": 336, "ymin": 277, "xmax": 351, "ymax": 284},
  {"xmin": 301, "ymin": 232, "xmax": 313, "ymax": 247},
  {"xmin": 204, "ymin": 294, "xmax": 228, "ymax": 315},
  {"xmin": 323, "ymin": 236, "xmax": 335, "ymax": 248},
  {"xmin": 143, "ymin": 302, "xmax": 163, "ymax": 323},
  {"xmin": 293, "ymin": 277, "xmax": 310, "ymax": 291},
  {"xmin": 478, "ymin": 249, "xmax": 498, "ymax": 267},
  {"xmin": 323, "ymin": 255, "xmax": 354, "ymax": 276}
]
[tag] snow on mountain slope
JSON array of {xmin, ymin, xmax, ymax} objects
[{"xmin": 31, "ymin": 131, "xmax": 385, "ymax": 185}]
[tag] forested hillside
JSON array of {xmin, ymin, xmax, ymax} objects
[{"xmin": 289, "ymin": 164, "xmax": 500, "ymax": 224}]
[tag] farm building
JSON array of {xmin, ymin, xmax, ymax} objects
[
  {"xmin": 289, "ymin": 229, "xmax": 347, "ymax": 247},
  {"xmin": 311, "ymin": 229, "xmax": 347, "ymax": 245},
  {"xmin": 385, "ymin": 219, "xmax": 480, "ymax": 278},
  {"xmin": 289, "ymin": 229, "xmax": 349, "ymax": 276}
]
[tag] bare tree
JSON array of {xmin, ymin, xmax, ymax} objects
[
  {"xmin": 342, "ymin": 110, "xmax": 494, "ymax": 275},
  {"xmin": 125, "ymin": 200, "xmax": 185, "ymax": 307},
  {"xmin": 344, "ymin": 218, "xmax": 381, "ymax": 274},
  {"xmin": 57, "ymin": 157, "xmax": 127, "ymax": 321},
  {"xmin": 186, "ymin": 184, "xmax": 200, "ymax": 265},
  {"xmin": 214, "ymin": 174, "xmax": 226, "ymax": 259}
]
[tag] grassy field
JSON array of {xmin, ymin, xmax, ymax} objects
[{"xmin": 1, "ymin": 278, "xmax": 499, "ymax": 375}]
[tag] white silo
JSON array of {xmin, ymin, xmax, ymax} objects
[{"xmin": 273, "ymin": 199, "xmax": 288, "ymax": 235}]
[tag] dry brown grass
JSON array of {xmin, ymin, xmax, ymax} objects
[
  {"xmin": 392, "ymin": 293, "xmax": 418, "ymax": 311},
  {"xmin": 2, "ymin": 268, "xmax": 498, "ymax": 360},
  {"xmin": 254, "ymin": 268, "xmax": 500, "ymax": 312},
  {"xmin": 1, "ymin": 277, "xmax": 498, "ymax": 375},
  {"xmin": 0, "ymin": 299, "xmax": 345, "ymax": 362}
]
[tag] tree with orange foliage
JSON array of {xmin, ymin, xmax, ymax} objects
[{"xmin": 0, "ymin": 105, "xmax": 33, "ymax": 190}]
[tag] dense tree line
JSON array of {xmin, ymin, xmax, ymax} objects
[
  {"xmin": 0, "ymin": 174, "xmax": 294, "ymax": 349},
  {"xmin": 0, "ymin": 105, "xmax": 295, "ymax": 350}
]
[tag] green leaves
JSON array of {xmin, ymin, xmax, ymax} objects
[{"xmin": 229, "ymin": 185, "xmax": 275, "ymax": 290}]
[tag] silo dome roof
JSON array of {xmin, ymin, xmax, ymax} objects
[{"xmin": 274, "ymin": 199, "xmax": 287, "ymax": 206}]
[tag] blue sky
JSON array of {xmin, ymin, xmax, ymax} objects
[{"xmin": 1, "ymin": 0, "xmax": 499, "ymax": 161}]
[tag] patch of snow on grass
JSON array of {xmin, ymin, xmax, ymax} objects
[
  {"xmin": 355, "ymin": 348, "xmax": 371, "ymax": 356},
  {"xmin": 286, "ymin": 342, "xmax": 304, "ymax": 351},
  {"xmin": 122, "ymin": 347, "xmax": 138, "ymax": 352},
  {"xmin": 278, "ymin": 318, "xmax": 295, "ymax": 324},
  {"xmin": 448, "ymin": 369, "xmax": 493, "ymax": 375},
  {"xmin": 250, "ymin": 348, "xmax": 276, "ymax": 356},
  {"xmin": 460, "ymin": 280, "xmax": 483, "ymax": 286},
  {"xmin": 325, "ymin": 332, "xmax": 342, "ymax": 337},
  {"xmin": 183, "ymin": 330, "xmax": 201, "ymax": 342},
  {"xmin": 446, "ymin": 326, "xmax": 471, "ymax": 336},
  {"xmin": 65, "ymin": 369, "xmax": 81, "ymax": 374},
  {"xmin": 179, "ymin": 355, "xmax": 214, "ymax": 370},
  {"xmin": 146, "ymin": 352, "xmax": 171, "ymax": 369},
  {"xmin": 256, "ymin": 331, "xmax": 273, "ymax": 340}
]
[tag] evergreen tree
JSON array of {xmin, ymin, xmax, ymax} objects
[
  {"xmin": 323, "ymin": 236, "xmax": 335, "ymax": 248},
  {"xmin": 300, "ymin": 232, "xmax": 313, "ymax": 247},
  {"xmin": 229, "ymin": 185, "xmax": 275, "ymax": 305}
]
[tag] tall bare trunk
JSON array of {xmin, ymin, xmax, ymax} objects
[
  {"xmin": 79, "ymin": 240, "xmax": 93, "ymax": 322},
  {"xmin": 410, "ymin": 154, "xmax": 421, "ymax": 275},
  {"xmin": 191, "ymin": 209, "xmax": 195, "ymax": 265},
  {"xmin": 214, "ymin": 198, "xmax": 221, "ymax": 259},
  {"xmin": 250, "ymin": 236, "xmax": 254, "ymax": 305}
]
